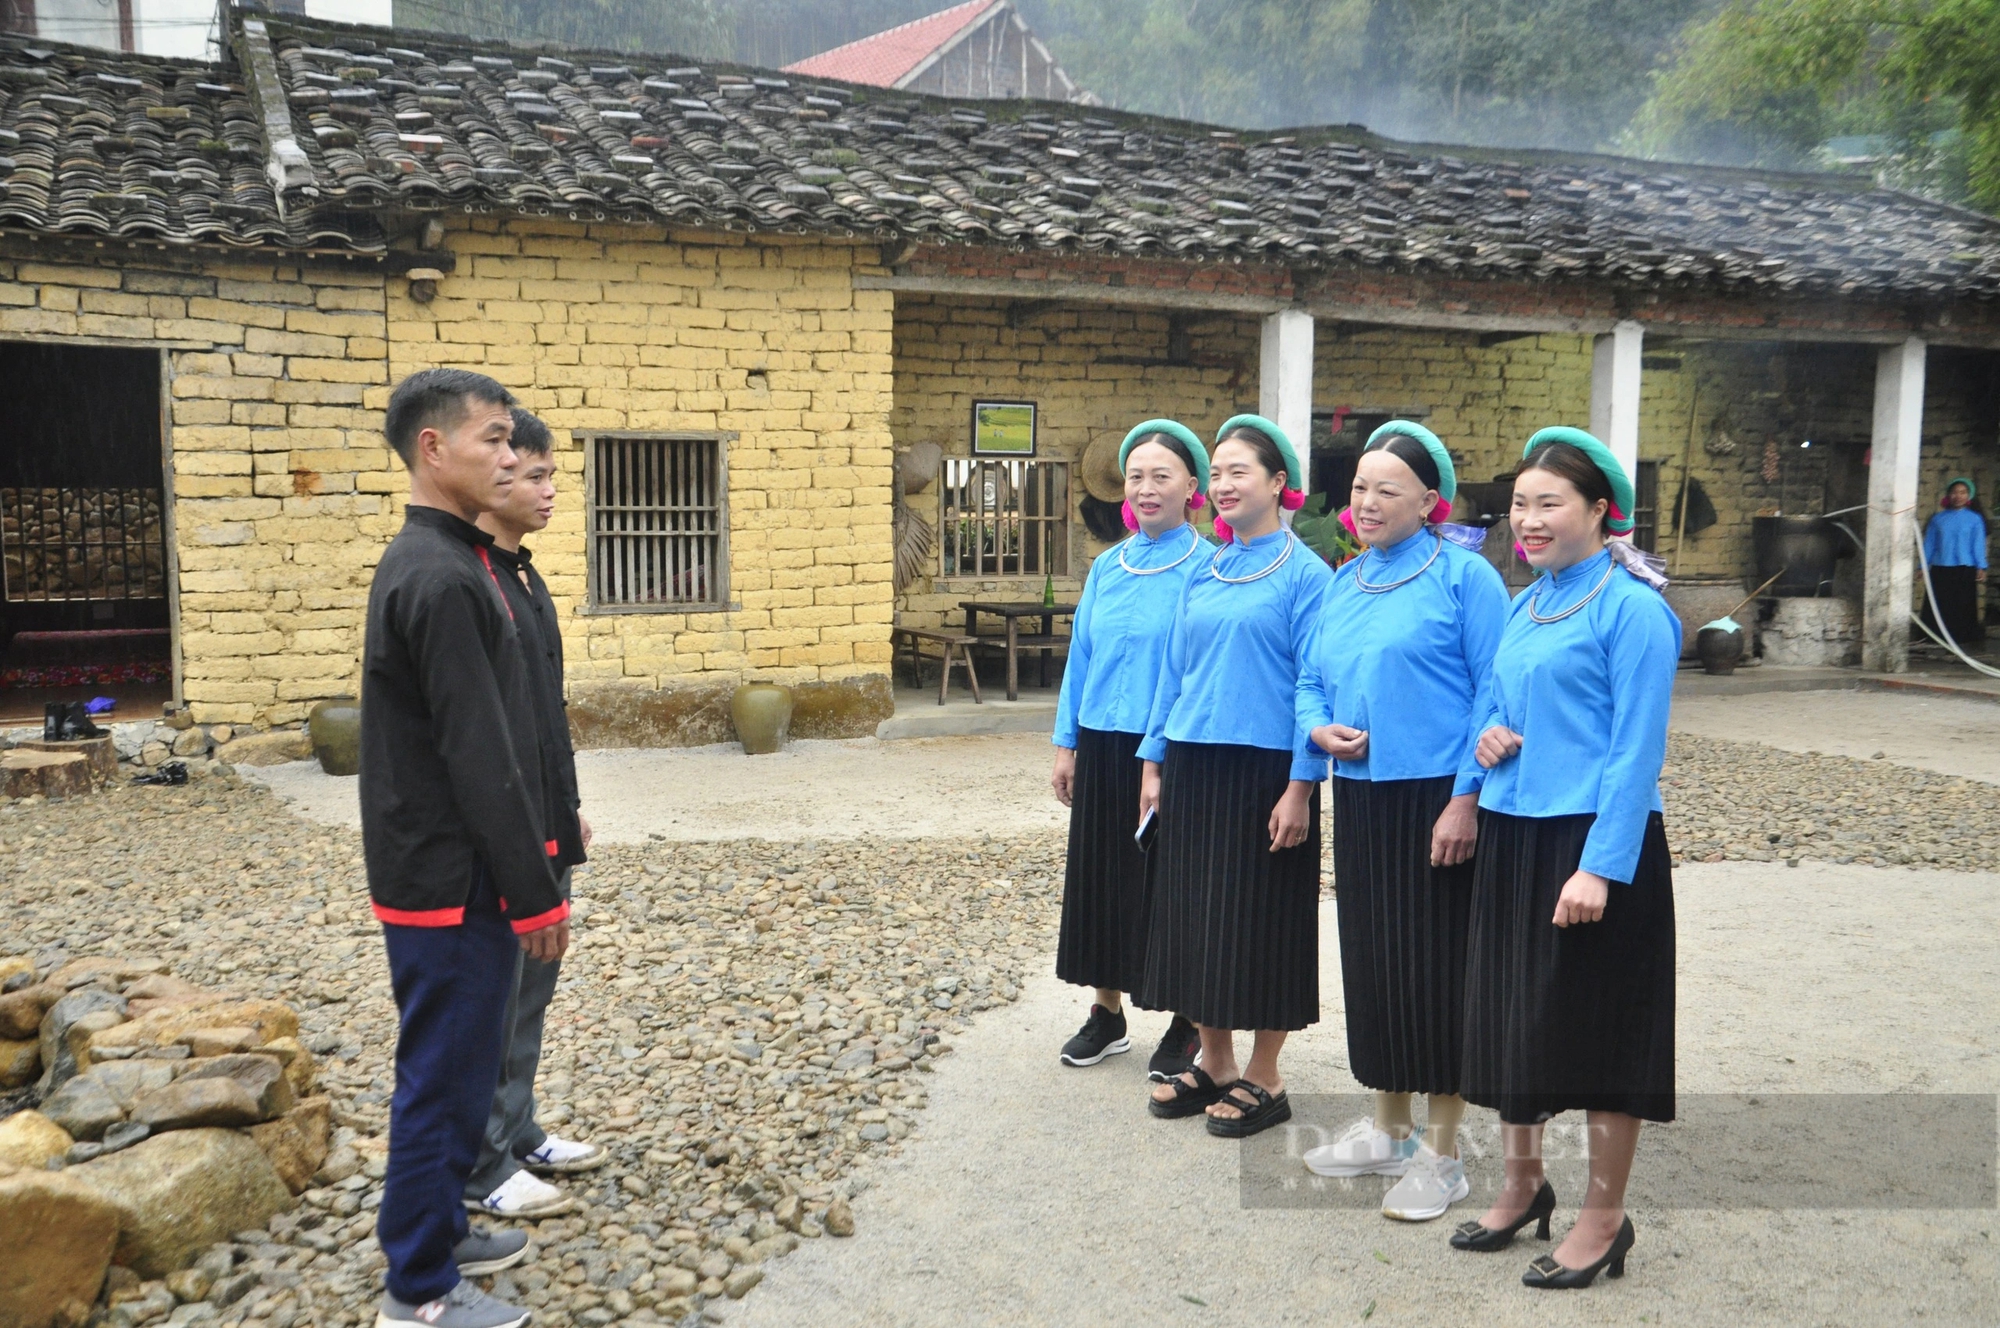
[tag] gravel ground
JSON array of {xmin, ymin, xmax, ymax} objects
[
  {"xmin": 2, "ymin": 778, "xmax": 1067, "ymax": 1326},
  {"xmin": 1673, "ymin": 688, "xmax": 2000, "ymax": 787},
  {"xmin": 6, "ymin": 716, "xmax": 1999, "ymax": 1325}
]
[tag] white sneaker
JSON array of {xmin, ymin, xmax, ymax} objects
[
  {"xmin": 1303, "ymin": 1118, "xmax": 1422, "ymax": 1178},
  {"xmin": 522, "ymin": 1134, "xmax": 608, "ymax": 1175},
  {"xmin": 465, "ymin": 1169, "xmax": 575, "ymax": 1218},
  {"xmin": 1381, "ymin": 1146, "xmax": 1470, "ymax": 1221}
]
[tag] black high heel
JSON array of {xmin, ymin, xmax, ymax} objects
[
  {"xmin": 1448, "ymin": 1180, "xmax": 1556, "ymax": 1251},
  {"xmin": 1522, "ymin": 1216, "xmax": 1636, "ymax": 1289}
]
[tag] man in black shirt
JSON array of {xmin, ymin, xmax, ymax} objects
[
  {"xmin": 362, "ymin": 370, "xmax": 567, "ymax": 1328},
  {"xmin": 463, "ymin": 410, "xmax": 606, "ymax": 1218}
]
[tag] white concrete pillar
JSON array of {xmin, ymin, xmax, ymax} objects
[
  {"xmin": 1589, "ymin": 320, "xmax": 1644, "ymax": 481},
  {"xmin": 1863, "ymin": 336, "xmax": 1926, "ymax": 673},
  {"xmin": 1259, "ymin": 308, "xmax": 1314, "ymax": 497}
]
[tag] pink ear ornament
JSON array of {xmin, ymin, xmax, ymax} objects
[
  {"xmin": 1121, "ymin": 501, "xmax": 1140, "ymax": 532},
  {"xmin": 1280, "ymin": 487, "xmax": 1306, "ymax": 511}
]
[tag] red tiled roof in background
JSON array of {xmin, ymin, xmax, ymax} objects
[{"xmin": 782, "ymin": 0, "xmax": 1001, "ymax": 88}]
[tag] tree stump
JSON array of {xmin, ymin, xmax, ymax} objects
[
  {"xmin": 0, "ymin": 751, "xmax": 92, "ymax": 800},
  {"xmin": 19, "ymin": 736, "xmax": 117, "ymax": 786}
]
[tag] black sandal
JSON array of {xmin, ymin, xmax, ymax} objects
[
  {"xmin": 1148, "ymin": 1065, "xmax": 1226, "ymax": 1119},
  {"xmin": 1204, "ymin": 1079, "xmax": 1291, "ymax": 1138}
]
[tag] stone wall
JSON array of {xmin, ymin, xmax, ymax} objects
[
  {"xmin": 386, "ymin": 219, "xmax": 899, "ymax": 741},
  {"xmin": 0, "ymin": 243, "xmax": 395, "ymax": 730},
  {"xmin": 0, "ymin": 225, "xmax": 901, "ymax": 743}
]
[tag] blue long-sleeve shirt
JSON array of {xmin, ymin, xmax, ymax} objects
[
  {"xmin": 1474, "ymin": 548, "xmax": 1682, "ymax": 884},
  {"xmin": 1139, "ymin": 527, "xmax": 1335, "ymax": 782},
  {"xmin": 1924, "ymin": 506, "xmax": 1989, "ymax": 569},
  {"xmin": 1295, "ymin": 528, "xmax": 1509, "ymax": 790},
  {"xmin": 1053, "ymin": 525, "xmax": 1213, "ymax": 747}
]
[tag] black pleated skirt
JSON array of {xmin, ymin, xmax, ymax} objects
[
  {"xmin": 1461, "ymin": 810, "xmax": 1676, "ymax": 1124},
  {"xmin": 1925, "ymin": 565, "xmax": 1986, "ymax": 644},
  {"xmin": 1055, "ymin": 726, "xmax": 1149, "ymax": 992},
  {"xmin": 1332, "ymin": 775, "xmax": 1474, "ymax": 1095},
  {"xmin": 1135, "ymin": 741, "xmax": 1321, "ymax": 1031}
]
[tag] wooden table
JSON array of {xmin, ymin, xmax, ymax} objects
[{"xmin": 959, "ymin": 600, "xmax": 1076, "ymax": 701}]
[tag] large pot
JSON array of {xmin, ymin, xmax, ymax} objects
[
  {"xmin": 1753, "ymin": 516, "xmax": 1847, "ymax": 597},
  {"xmin": 308, "ymin": 697, "xmax": 361, "ymax": 777},
  {"xmin": 1663, "ymin": 576, "xmax": 1756, "ymax": 660},
  {"xmin": 730, "ymin": 683, "xmax": 794, "ymax": 756},
  {"xmin": 1696, "ymin": 625, "xmax": 1745, "ymax": 675}
]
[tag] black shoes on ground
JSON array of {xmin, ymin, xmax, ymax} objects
[
  {"xmin": 1059, "ymin": 1003, "xmax": 1131, "ymax": 1067},
  {"xmin": 1147, "ymin": 1014, "xmax": 1200, "ymax": 1083},
  {"xmin": 1450, "ymin": 1180, "xmax": 1557, "ymax": 1251},
  {"xmin": 1521, "ymin": 1217, "xmax": 1636, "ymax": 1289}
]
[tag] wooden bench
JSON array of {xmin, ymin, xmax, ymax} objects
[{"xmin": 892, "ymin": 627, "xmax": 983, "ymax": 705}]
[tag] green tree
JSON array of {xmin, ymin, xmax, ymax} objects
[{"xmin": 1634, "ymin": 0, "xmax": 2000, "ymax": 205}]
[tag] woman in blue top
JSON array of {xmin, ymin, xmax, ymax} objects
[
  {"xmin": 1136, "ymin": 415, "xmax": 1334, "ymax": 1140},
  {"xmin": 1451, "ymin": 429, "xmax": 1680, "ymax": 1292},
  {"xmin": 1921, "ymin": 477, "xmax": 1987, "ymax": 646},
  {"xmin": 1051, "ymin": 419, "xmax": 1212, "ymax": 1080},
  {"xmin": 1294, "ymin": 421, "xmax": 1507, "ymax": 1223}
]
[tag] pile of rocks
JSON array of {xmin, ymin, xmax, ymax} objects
[
  {"xmin": 0, "ymin": 722, "xmax": 312, "ymax": 798},
  {"xmin": 0, "ymin": 955, "xmax": 332, "ymax": 1328}
]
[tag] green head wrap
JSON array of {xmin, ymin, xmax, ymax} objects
[
  {"xmin": 1522, "ymin": 426, "xmax": 1636, "ymax": 535},
  {"xmin": 1120, "ymin": 419, "xmax": 1211, "ymax": 496},
  {"xmin": 1365, "ymin": 420, "xmax": 1457, "ymax": 507},
  {"xmin": 1213, "ymin": 414, "xmax": 1305, "ymax": 492},
  {"xmin": 1945, "ymin": 475, "xmax": 1977, "ymax": 502}
]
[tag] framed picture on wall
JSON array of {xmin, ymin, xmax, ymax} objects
[{"xmin": 971, "ymin": 400, "xmax": 1037, "ymax": 457}]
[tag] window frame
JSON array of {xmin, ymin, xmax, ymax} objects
[
  {"xmin": 936, "ymin": 456, "xmax": 1071, "ymax": 581},
  {"xmin": 1631, "ymin": 458, "xmax": 1661, "ymax": 554},
  {"xmin": 581, "ymin": 429, "xmax": 736, "ymax": 616}
]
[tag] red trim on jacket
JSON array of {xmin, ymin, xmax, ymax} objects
[
  {"xmin": 475, "ymin": 546, "xmax": 516, "ymax": 623},
  {"xmin": 373, "ymin": 902, "xmax": 467, "ymax": 927},
  {"xmin": 509, "ymin": 899, "xmax": 570, "ymax": 935},
  {"xmin": 545, "ymin": 839, "xmax": 559, "ymax": 856}
]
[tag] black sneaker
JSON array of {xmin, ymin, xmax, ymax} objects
[
  {"xmin": 1147, "ymin": 1014, "xmax": 1201, "ymax": 1083},
  {"xmin": 1060, "ymin": 1004, "xmax": 1131, "ymax": 1067}
]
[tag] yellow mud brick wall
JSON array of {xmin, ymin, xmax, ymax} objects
[
  {"xmin": 384, "ymin": 220, "xmax": 898, "ymax": 728},
  {"xmin": 0, "ymin": 245, "xmax": 393, "ymax": 729},
  {"xmin": 892, "ymin": 296, "xmax": 1262, "ymax": 632}
]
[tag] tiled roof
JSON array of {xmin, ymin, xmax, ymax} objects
[
  {"xmin": 5, "ymin": 12, "xmax": 2000, "ymax": 305},
  {"xmin": 0, "ymin": 34, "xmax": 384, "ymax": 252},
  {"xmin": 782, "ymin": 0, "xmax": 1000, "ymax": 89}
]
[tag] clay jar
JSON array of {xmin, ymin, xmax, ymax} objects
[
  {"xmin": 1695, "ymin": 625, "xmax": 1744, "ymax": 676},
  {"xmin": 730, "ymin": 682, "xmax": 794, "ymax": 756},
  {"xmin": 308, "ymin": 697, "xmax": 362, "ymax": 776}
]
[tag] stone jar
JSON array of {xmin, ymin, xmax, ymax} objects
[
  {"xmin": 1695, "ymin": 625, "xmax": 1744, "ymax": 676},
  {"xmin": 730, "ymin": 683, "xmax": 794, "ymax": 756},
  {"xmin": 308, "ymin": 698, "xmax": 361, "ymax": 777}
]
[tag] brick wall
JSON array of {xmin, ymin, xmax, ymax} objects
[
  {"xmin": 0, "ymin": 242, "xmax": 393, "ymax": 729},
  {"xmin": 891, "ymin": 295, "xmax": 1261, "ymax": 631},
  {"xmin": 0, "ymin": 224, "xmax": 900, "ymax": 740},
  {"xmin": 387, "ymin": 220, "xmax": 899, "ymax": 740}
]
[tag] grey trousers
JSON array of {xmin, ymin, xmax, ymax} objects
[{"xmin": 464, "ymin": 868, "xmax": 568, "ymax": 1200}]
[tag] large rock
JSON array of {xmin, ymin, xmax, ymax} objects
[
  {"xmin": 0, "ymin": 1111, "xmax": 75, "ymax": 1169},
  {"xmin": 213, "ymin": 731, "xmax": 311, "ymax": 768},
  {"xmin": 38, "ymin": 1075, "xmax": 127, "ymax": 1142},
  {"xmin": 47, "ymin": 958, "xmax": 168, "ymax": 991},
  {"xmin": 119, "ymin": 976, "xmax": 201, "ymax": 1006},
  {"xmin": 0, "ymin": 1167, "xmax": 120, "ymax": 1328},
  {"xmin": 38, "ymin": 989, "xmax": 128, "ymax": 1094},
  {"xmin": 0, "ymin": 983, "xmax": 61, "ymax": 1040},
  {"xmin": 0, "ymin": 956, "xmax": 32, "ymax": 988},
  {"xmin": 72, "ymin": 1061, "xmax": 176, "ymax": 1109},
  {"xmin": 256, "ymin": 1038, "xmax": 315, "ymax": 1098},
  {"xmin": 89, "ymin": 999, "xmax": 295, "ymax": 1055},
  {"xmin": 126, "ymin": 1079, "xmax": 264, "ymax": 1132},
  {"xmin": 175, "ymin": 1055, "xmax": 294, "ymax": 1120},
  {"xmin": 66, "ymin": 1129, "xmax": 292, "ymax": 1278},
  {"xmin": 0, "ymin": 1036, "xmax": 39, "ymax": 1089},
  {"xmin": 245, "ymin": 1097, "xmax": 330, "ymax": 1194}
]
